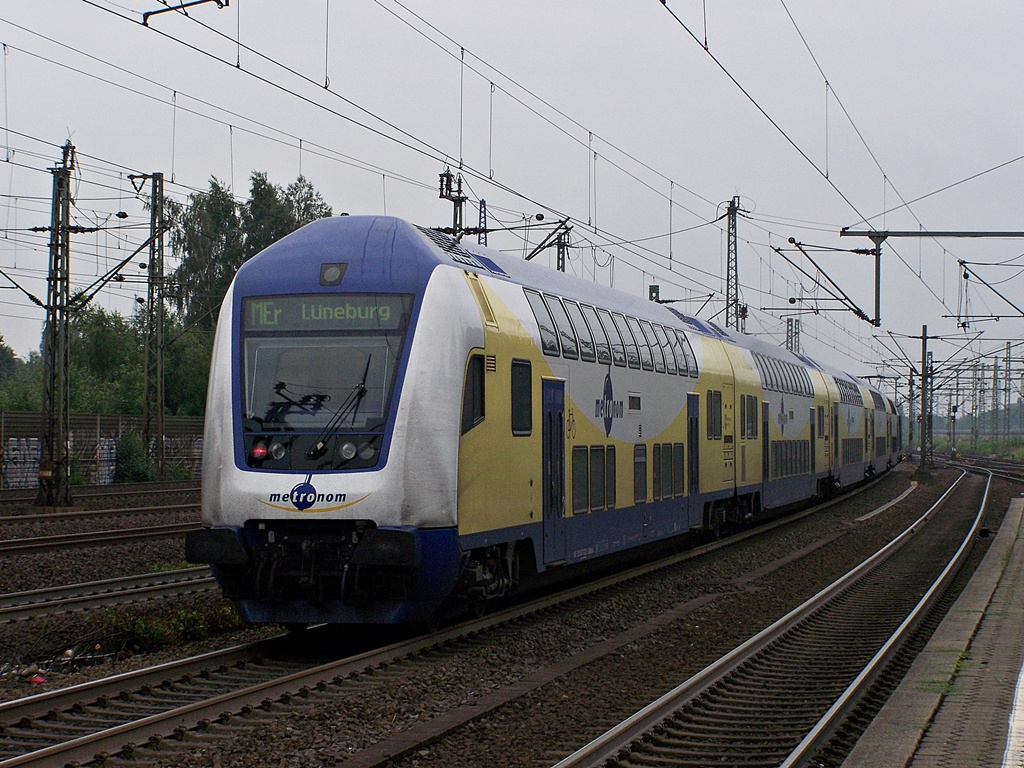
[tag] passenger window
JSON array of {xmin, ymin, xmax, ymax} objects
[
  {"xmin": 543, "ymin": 295, "xmax": 579, "ymax": 360},
  {"xmin": 626, "ymin": 316, "xmax": 654, "ymax": 371},
  {"xmin": 668, "ymin": 329, "xmax": 689, "ymax": 376},
  {"xmin": 525, "ymin": 290, "xmax": 560, "ymax": 356},
  {"xmin": 612, "ymin": 313, "xmax": 641, "ymax": 369},
  {"xmin": 653, "ymin": 444, "xmax": 662, "ymax": 501},
  {"xmin": 461, "ymin": 354, "xmax": 485, "ymax": 434},
  {"xmin": 661, "ymin": 444, "xmax": 672, "ymax": 500},
  {"xmin": 606, "ymin": 445, "xmax": 616, "ymax": 509},
  {"xmin": 581, "ymin": 305, "xmax": 612, "ymax": 365},
  {"xmin": 572, "ymin": 446, "xmax": 589, "ymax": 514},
  {"xmin": 711, "ymin": 390, "xmax": 723, "ymax": 439},
  {"xmin": 563, "ymin": 300, "xmax": 596, "ymax": 363},
  {"xmin": 653, "ymin": 325, "xmax": 677, "ymax": 375},
  {"xmin": 675, "ymin": 330, "xmax": 697, "ymax": 376},
  {"xmin": 511, "ymin": 359, "xmax": 532, "ymax": 436},
  {"xmin": 589, "ymin": 446, "xmax": 606, "ymax": 511},
  {"xmin": 633, "ymin": 444, "xmax": 647, "ymax": 504},
  {"xmin": 672, "ymin": 443, "xmax": 684, "ymax": 496},
  {"xmin": 598, "ymin": 308, "xmax": 626, "ymax": 366},
  {"xmin": 638, "ymin": 320, "xmax": 665, "ymax": 373}
]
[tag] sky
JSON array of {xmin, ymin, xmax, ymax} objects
[{"xmin": 1, "ymin": 1, "xmax": 1022, "ymax": 410}]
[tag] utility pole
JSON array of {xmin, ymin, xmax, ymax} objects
[
  {"xmin": 1005, "ymin": 342, "xmax": 1012, "ymax": 445},
  {"xmin": 141, "ymin": 173, "xmax": 166, "ymax": 477},
  {"xmin": 725, "ymin": 195, "xmax": 743, "ymax": 331},
  {"xmin": 36, "ymin": 142, "xmax": 75, "ymax": 507},
  {"xmin": 908, "ymin": 371, "xmax": 915, "ymax": 449},
  {"xmin": 919, "ymin": 324, "xmax": 929, "ymax": 470},
  {"xmin": 439, "ymin": 169, "xmax": 467, "ymax": 237},
  {"xmin": 993, "ymin": 359, "xmax": 1000, "ymax": 448},
  {"xmin": 556, "ymin": 227, "xmax": 569, "ymax": 272},
  {"xmin": 925, "ymin": 351, "xmax": 934, "ymax": 464},
  {"xmin": 951, "ymin": 368, "xmax": 960, "ymax": 456},
  {"xmin": 977, "ymin": 362, "xmax": 985, "ymax": 448}
]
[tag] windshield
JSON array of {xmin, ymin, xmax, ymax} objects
[
  {"xmin": 244, "ymin": 337, "xmax": 398, "ymax": 431},
  {"xmin": 240, "ymin": 293, "xmax": 412, "ymax": 470}
]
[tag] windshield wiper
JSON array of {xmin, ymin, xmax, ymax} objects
[
  {"xmin": 305, "ymin": 354, "xmax": 372, "ymax": 459},
  {"xmin": 262, "ymin": 383, "xmax": 330, "ymax": 427}
]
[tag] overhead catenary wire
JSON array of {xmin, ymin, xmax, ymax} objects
[{"xmin": 0, "ymin": 4, "xmax": 923, "ymax": 372}]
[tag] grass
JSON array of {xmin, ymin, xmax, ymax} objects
[{"xmin": 89, "ymin": 603, "xmax": 244, "ymax": 653}]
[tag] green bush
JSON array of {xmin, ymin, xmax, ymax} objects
[{"xmin": 113, "ymin": 431, "xmax": 157, "ymax": 483}]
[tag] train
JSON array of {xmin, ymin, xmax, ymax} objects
[{"xmin": 185, "ymin": 215, "xmax": 903, "ymax": 626}]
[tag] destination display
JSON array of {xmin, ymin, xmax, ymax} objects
[{"xmin": 243, "ymin": 294, "xmax": 412, "ymax": 332}]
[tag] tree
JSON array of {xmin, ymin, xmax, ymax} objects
[
  {"xmin": 163, "ymin": 316, "xmax": 213, "ymax": 417},
  {"xmin": 241, "ymin": 171, "xmax": 296, "ymax": 259},
  {"xmin": 167, "ymin": 177, "xmax": 243, "ymax": 332},
  {"xmin": 67, "ymin": 306, "xmax": 144, "ymax": 413},
  {"xmin": 167, "ymin": 173, "xmax": 332, "ymax": 333},
  {"xmin": 0, "ymin": 350, "xmax": 43, "ymax": 411},
  {"xmin": 159, "ymin": 171, "xmax": 333, "ymax": 416},
  {"xmin": 0, "ymin": 335, "xmax": 19, "ymax": 387},
  {"xmin": 285, "ymin": 175, "xmax": 333, "ymax": 226}
]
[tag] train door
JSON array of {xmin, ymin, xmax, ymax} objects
[
  {"xmin": 833, "ymin": 403, "xmax": 840, "ymax": 463},
  {"xmin": 761, "ymin": 400, "xmax": 770, "ymax": 501},
  {"xmin": 542, "ymin": 380, "xmax": 566, "ymax": 564},
  {"xmin": 722, "ymin": 382, "xmax": 735, "ymax": 487},
  {"xmin": 687, "ymin": 393, "xmax": 700, "ymax": 496},
  {"xmin": 809, "ymin": 407, "xmax": 815, "ymax": 475}
]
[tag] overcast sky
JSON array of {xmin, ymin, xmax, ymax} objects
[{"xmin": 1, "ymin": 1, "xmax": 1022, "ymax": 405}]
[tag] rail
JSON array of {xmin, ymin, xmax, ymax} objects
[{"xmin": 552, "ymin": 470, "xmax": 985, "ymax": 768}]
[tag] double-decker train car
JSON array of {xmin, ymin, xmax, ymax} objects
[{"xmin": 186, "ymin": 215, "xmax": 901, "ymax": 626}]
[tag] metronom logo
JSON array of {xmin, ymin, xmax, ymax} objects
[{"xmin": 260, "ymin": 474, "xmax": 370, "ymax": 513}]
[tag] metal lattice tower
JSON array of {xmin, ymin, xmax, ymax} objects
[
  {"xmin": 1004, "ymin": 342, "xmax": 1012, "ymax": 443},
  {"xmin": 785, "ymin": 318, "xmax": 800, "ymax": 353},
  {"xmin": 924, "ymin": 351, "xmax": 934, "ymax": 463},
  {"xmin": 725, "ymin": 196, "xmax": 741, "ymax": 331},
  {"xmin": 142, "ymin": 173, "xmax": 166, "ymax": 477},
  {"xmin": 918, "ymin": 324, "xmax": 929, "ymax": 469},
  {"xmin": 975, "ymin": 362, "xmax": 985, "ymax": 448},
  {"xmin": 36, "ymin": 142, "xmax": 75, "ymax": 506},
  {"xmin": 993, "ymin": 358, "xmax": 1000, "ymax": 444},
  {"xmin": 477, "ymin": 199, "xmax": 487, "ymax": 246}
]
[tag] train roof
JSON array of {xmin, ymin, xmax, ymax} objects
[{"xmin": 237, "ymin": 215, "xmax": 885, "ymax": 402}]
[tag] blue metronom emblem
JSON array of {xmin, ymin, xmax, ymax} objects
[{"xmin": 290, "ymin": 474, "xmax": 317, "ymax": 511}]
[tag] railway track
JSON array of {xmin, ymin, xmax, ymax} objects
[
  {"xmin": 950, "ymin": 455, "xmax": 1024, "ymax": 484},
  {"xmin": 0, "ymin": 473, "xmax": 929, "ymax": 768},
  {"xmin": 0, "ymin": 523, "xmax": 198, "ymax": 555},
  {"xmin": 0, "ymin": 568, "xmax": 216, "ymax": 624},
  {"xmin": 553, "ymin": 469, "xmax": 990, "ymax": 768},
  {"xmin": 0, "ymin": 503, "xmax": 199, "ymax": 526},
  {"xmin": 0, "ymin": 482, "xmax": 200, "ymax": 509}
]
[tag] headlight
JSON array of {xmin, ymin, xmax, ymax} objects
[
  {"xmin": 358, "ymin": 442, "xmax": 376, "ymax": 460},
  {"xmin": 340, "ymin": 442, "xmax": 358, "ymax": 460},
  {"xmin": 269, "ymin": 442, "xmax": 286, "ymax": 460}
]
